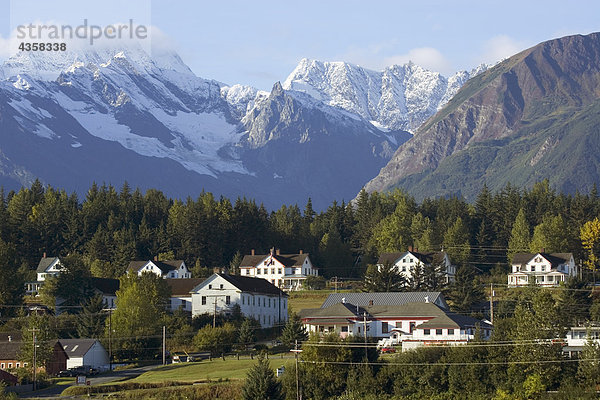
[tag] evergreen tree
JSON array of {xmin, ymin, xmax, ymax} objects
[
  {"xmin": 241, "ymin": 353, "xmax": 284, "ymax": 400},
  {"xmin": 76, "ymin": 295, "xmax": 107, "ymax": 338},
  {"xmin": 421, "ymin": 258, "xmax": 447, "ymax": 291},
  {"xmin": 19, "ymin": 314, "xmax": 57, "ymax": 369},
  {"xmin": 446, "ymin": 264, "xmax": 484, "ymax": 312},
  {"xmin": 362, "ymin": 262, "xmax": 406, "ymax": 292},
  {"xmin": 0, "ymin": 238, "xmax": 23, "ymax": 317},
  {"xmin": 443, "ymin": 217, "xmax": 470, "ymax": 265},
  {"xmin": 280, "ymin": 313, "xmax": 308, "ymax": 346},
  {"xmin": 508, "ymin": 208, "xmax": 531, "ymax": 262},
  {"xmin": 237, "ymin": 318, "xmax": 256, "ymax": 350}
]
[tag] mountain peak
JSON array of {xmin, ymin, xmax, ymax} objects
[
  {"xmin": 1, "ymin": 45, "xmax": 194, "ymax": 81},
  {"xmin": 362, "ymin": 31, "xmax": 600, "ymax": 201},
  {"xmin": 282, "ymin": 57, "xmax": 484, "ymax": 132}
]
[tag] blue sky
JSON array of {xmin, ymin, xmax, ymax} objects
[{"xmin": 1, "ymin": 0, "xmax": 600, "ymax": 90}]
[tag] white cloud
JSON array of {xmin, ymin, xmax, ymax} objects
[
  {"xmin": 384, "ymin": 47, "xmax": 452, "ymax": 75},
  {"xmin": 479, "ymin": 35, "xmax": 528, "ymax": 65},
  {"xmin": 337, "ymin": 44, "xmax": 453, "ymax": 75}
]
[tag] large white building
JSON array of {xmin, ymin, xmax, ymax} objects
[
  {"xmin": 239, "ymin": 248, "xmax": 318, "ymax": 290},
  {"xmin": 190, "ymin": 273, "xmax": 288, "ymax": 328},
  {"xmin": 508, "ymin": 252, "xmax": 577, "ymax": 287},
  {"xmin": 299, "ymin": 298, "xmax": 491, "ymax": 350},
  {"xmin": 378, "ymin": 247, "xmax": 456, "ymax": 284}
]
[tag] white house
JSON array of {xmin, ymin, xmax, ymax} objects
[
  {"xmin": 239, "ymin": 248, "xmax": 318, "ymax": 291},
  {"xmin": 378, "ymin": 247, "xmax": 456, "ymax": 284},
  {"xmin": 26, "ymin": 255, "xmax": 64, "ymax": 295},
  {"xmin": 190, "ymin": 273, "xmax": 288, "ymax": 328},
  {"xmin": 321, "ymin": 292, "xmax": 449, "ymax": 309},
  {"xmin": 127, "ymin": 259, "xmax": 191, "ymax": 279},
  {"xmin": 165, "ymin": 278, "xmax": 203, "ymax": 312},
  {"xmin": 59, "ymin": 339, "xmax": 109, "ymax": 371},
  {"xmin": 563, "ymin": 326, "xmax": 600, "ymax": 357},
  {"xmin": 508, "ymin": 252, "xmax": 576, "ymax": 287},
  {"xmin": 300, "ymin": 298, "xmax": 491, "ymax": 350}
]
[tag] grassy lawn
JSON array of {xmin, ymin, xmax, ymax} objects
[
  {"xmin": 288, "ymin": 290, "xmax": 336, "ymax": 312},
  {"xmin": 131, "ymin": 358, "xmax": 293, "ymax": 383}
]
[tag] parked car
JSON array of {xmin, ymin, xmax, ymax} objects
[
  {"xmin": 58, "ymin": 369, "xmax": 77, "ymax": 377},
  {"xmin": 68, "ymin": 366, "xmax": 98, "ymax": 376},
  {"xmin": 380, "ymin": 347, "xmax": 396, "ymax": 354}
]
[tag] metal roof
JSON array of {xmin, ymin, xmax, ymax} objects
[{"xmin": 321, "ymin": 292, "xmax": 448, "ymax": 309}]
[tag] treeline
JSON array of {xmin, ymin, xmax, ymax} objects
[{"xmin": 0, "ymin": 179, "xmax": 598, "ymax": 286}]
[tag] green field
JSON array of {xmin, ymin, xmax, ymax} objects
[
  {"xmin": 287, "ymin": 290, "xmax": 336, "ymax": 312},
  {"xmin": 131, "ymin": 358, "xmax": 293, "ymax": 383}
]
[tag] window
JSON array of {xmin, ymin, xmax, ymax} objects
[
  {"xmin": 448, "ymin": 329, "xmax": 454, "ymax": 335},
  {"xmin": 278, "ymin": 268, "xmax": 282, "ymax": 274},
  {"xmin": 402, "ymin": 266, "xmax": 406, "ymax": 272},
  {"xmin": 409, "ymin": 322, "xmax": 416, "ymax": 333},
  {"xmin": 242, "ymin": 296, "xmax": 245, "ymax": 305},
  {"xmin": 8, "ymin": 363, "xmax": 12, "ymax": 368},
  {"xmin": 0, "ymin": 363, "xmax": 4, "ymax": 369},
  {"xmin": 257, "ymin": 269, "xmax": 261, "ymax": 274},
  {"xmin": 436, "ymin": 329, "xmax": 442, "ymax": 335},
  {"xmin": 253, "ymin": 297, "xmax": 255, "ymax": 306},
  {"xmin": 403, "ymin": 258, "xmax": 407, "ymax": 263},
  {"xmin": 181, "ymin": 299, "xmax": 186, "ymax": 306},
  {"xmin": 208, "ymin": 284, "xmax": 212, "ymax": 289},
  {"xmin": 541, "ymin": 265, "xmax": 546, "ymax": 272},
  {"xmin": 16, "ymin": 363, "xmax": 20, "ymax": 368},
  {"xmin": 424, "ymin": 329, "xmax": 430, "ymax": 335},
  {"xmin": 226, "ymin": 296, "xmax": 230, "ymax": 305},
  {"xmin": 382, "ymin": 322, "xmax": 389, "ymax": 334},
  {"xmin": 202, "ymin": 296, "xmax": 206, "ymax": 305},
  {"xmin": 341, "ymin": 326, "xmax": 348, "ymax": 333},
  {"xmin": 220, "ymin": 284, "xmax": 223, "ymax": 289}
]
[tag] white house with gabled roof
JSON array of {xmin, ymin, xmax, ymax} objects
[
  {"xmin": 127, "ymin": 258, "xmax": 191, "ymax": 279},
  {"xmin": 239, "ymin": 248, "xmax": 318, "ymax": 291},
  {"xmin": 508, "ymin": 252, "xmax": 576, "ymax": 287},
  {"xmin": 378, "ymin": 247, "xmax": 455, "ymax": 284}
]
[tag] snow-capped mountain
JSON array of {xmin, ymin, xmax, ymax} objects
[
  {"xmin": 0, "ymin": 48, "xmax": 475, "ymax": 208},
  {"xmin": 283, "ymin": 58, "xmax": 487, "ymax": 132}
]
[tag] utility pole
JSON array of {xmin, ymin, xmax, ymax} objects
[
  {"xmin": 490, "ymin": 283, "xmax": 494, "ymax": 325},
  {"xmin": 291, "ymin": 340, "xmax": 302, "ymax": 400},
  {"xmin": 213, "ymin": 297, "xmax": 218, "ymax": 328},
  {"xmin": 363, "ymin": 312, "xmax": 368, "ymax": 362},
  {"xmin": 162, "ymin": 326, "xmax": 166, "ymax": 365},
  {"xmin": 30, "ymin": 328, "xmax": 39, "ymax": 391}
]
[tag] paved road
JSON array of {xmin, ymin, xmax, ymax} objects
[{"xmin": 19, "ymin": 364, "xmax": 161, "ymax": 399}]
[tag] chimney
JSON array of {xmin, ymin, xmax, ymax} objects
[
  {"xmin": 154, "ymin": 255, "xmax": 158, "ymax": 261},
  {"xmin": 369, "ymin": 299, "xmax": 374, "ymax": 307},
  {"xmin": 342, "ymin": 297, "xmax": 346, "ymax": 304},
  {"xmin": 276, "ymin": 249, "xmax": 281, "ymax": 255},
  {"xmin": 414, "ymin": 248, "xmax": 418, "ymax": 253},
  {"xmin": 540, "ymin": 248, "xmax": 545, "ymax": 253},
  {"xmin": 213, "ymin": 267, "xmax": 221, "ymax": 274},
  {"xmin": 43, "ymin": 252, "xmax": 46, "ymax": 258},
  {"xmin": 408, "ymin": 246, "xmax": 413, "ymax": 252},
  {"xmin": 270, "ymin": 247, "xmax": 275, "ymax": 256},
  {"xmin": 7, "ymin": 336, "xmax": 11, "ymax": 342},
  {"xmin": 251, "ymin": 249, "xmax": 255, "ymax": 256},
  {"xmin": 424, "ymin": 296, "xmax": 429, "ymax": 303},
  {"xmin": 299, "ymin": 249, "xmax": 303, "ymax": 254}
]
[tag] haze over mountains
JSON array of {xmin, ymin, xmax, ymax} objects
[
  {"xmin": 363, "ymin": 32, "xmax": 600, "ymax": 201},
  {"xmin": 0, "ymin": 47, "xmax": 480, "ymax": 208}
]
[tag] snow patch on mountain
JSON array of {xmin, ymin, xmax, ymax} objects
[{"xmin": 283, "ymin": 58, "xmax": 487, "ymax": 132}]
